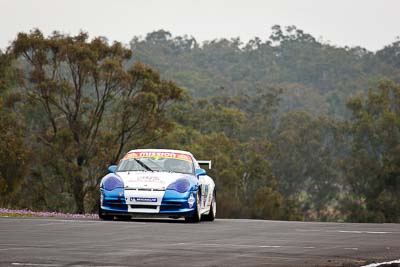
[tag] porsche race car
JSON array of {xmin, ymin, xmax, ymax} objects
[{"xmin": 99, "ymin": 149, "xmax": 216, "ymax": 222}]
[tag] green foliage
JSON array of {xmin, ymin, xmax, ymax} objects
[
  {"xmin": 127, "ymin": 27, "xmax": 400, "ymax": 222},
  {"xmin": 129, "ymin": 27, "xmax": 394, "ymax": 117},
  {"xmin": 153, "ymin": 93, "xmax": 302, "ymax": 220},
  {"xmin": 1, "ymin": 27, "xmax": 400, "ymax": 223},
  {"xmin": 0, "ymin": 53, "xmax": 29, "ymax": 207},
  {"xmin": 376, "ymin": 40, "xmax": 400, "ymax": 70},
  {"xmin": 3, "ymin": 29, "xmax": 183, "ymax": 213},
  {"xmin": 342, "ymin": 80, "xmax": 400, "ymax": 222}
]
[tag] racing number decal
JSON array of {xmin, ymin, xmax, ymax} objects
[
  {"xmin": 203, "ymin": 184, "xmax": 209, "ymax": 207},
  {"xmin": 198, "ymin": 175, "xmax": 210, "ymax": 209}
]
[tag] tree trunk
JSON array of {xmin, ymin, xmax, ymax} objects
[{"xmin": 72, "ymin": 173, "xmax": 85, "ymax": 214}]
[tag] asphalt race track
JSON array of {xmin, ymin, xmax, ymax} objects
[{"xmin": 0, "ymin": 217, "xmax": 399, "ymax": 267}]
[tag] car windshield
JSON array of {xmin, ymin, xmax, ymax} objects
[{"xmin": 117, "ymin": 151, "xmax": 194, "ymax": 174}]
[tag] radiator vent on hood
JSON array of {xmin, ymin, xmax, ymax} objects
[{"xmin": 125, "ymin": 187, "xmax": 165, "ymax": 191}]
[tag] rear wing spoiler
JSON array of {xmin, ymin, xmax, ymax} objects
[{"xmin": 197, "ymin": 160, "xmax": 212, "ymax": 169}]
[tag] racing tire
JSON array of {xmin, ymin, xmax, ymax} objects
[
  {"xmin": 98, "ymin": 201, "xmax": 113, "ymax": 220},
  {"xmin": 185, "ymin": 191, "xmax": 201, "ymax": 223},
  {"xmin": 202, "ymin": 190, "xmax": 216, "ymax": 221}
]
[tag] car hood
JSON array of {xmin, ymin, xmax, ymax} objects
[{"xmin": 116, "ymin": 171, "xmax": 195, "ymax": 190}]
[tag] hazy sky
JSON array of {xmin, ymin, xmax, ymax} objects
[{"xmin": 1, "ymin": 0, "xmax": 399, "ymax": 51}]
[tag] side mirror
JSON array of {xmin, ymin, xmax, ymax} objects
[
  {"xmin": 195, "ymin": 168, "xmax": 207, "ymax": 177},
  {"xmin": 108, "ymin": 165, "xmax": 117, "ymax": 173}
]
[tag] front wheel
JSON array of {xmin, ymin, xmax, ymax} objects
[
  {"xmin": 202, "ymin": 190, "xmax": 216, "ymax": 221},
  {"xmin": 185, "ymin": 191, "xmax": 201, "ymax": 223},
  {"xmin": 98, "ymin": 201, "xmax": 113, "ymax": 220}
]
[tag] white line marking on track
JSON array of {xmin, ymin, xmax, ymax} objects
[
  {"xmin": 0, "ymin": 244, "xmax": 53, "ymax": 248},
  {"xmin": 297, "ymin": 229, "xmax": 397, "ymax": 234},
  {"xmin": 231, "ymin": 244, "xmax": 282, "ymax": 248},
  {"xmin": 34, "ymin": 223, "xmax": 62, "ymax": 226},
  {"xmin": 12, "ymin": 263, "xmax": 61, "ymax": 266},
  {"xmin": 344, "ymin": 247, "xmax": 359, "ymax": 250},
  {"xmin": 175, "ymin": 243, "xmax": 315, "ymax": 250},
  {"xmin": 176, "ymin": 243, "xmax": 283, "ymax": 248},
  {"xmin": 362, "ymin": 259, "xmax": 400, "ymax": 267},
  {"xmin": 339, "ymin": 230, "xmax": 363, "ymax": 234},
  {"xmin": 333, "ymin": 230, "xmax": 394, "ymax": 234},
  {"xmin": 0, "ymin": 248, "xmax": 25, "ymax": 251}
]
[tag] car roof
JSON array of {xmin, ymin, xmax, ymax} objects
[{"xmin": 127, "ymin": 149, "xmax": 194, "ymax": 157}]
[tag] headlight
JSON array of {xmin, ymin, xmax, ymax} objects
[
  {"xmin": 188, "ymin": 193, "xmax": 195, "ymax": 208},
  {"xmin": 166, "ymin": 178, "xmax": 190, "ymax": 193},
  {"xmin": 103, "ymin": 175, "xmax": 124, "ymax": 191}
]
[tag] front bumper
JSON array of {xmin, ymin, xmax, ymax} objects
[{"xmin": 100, "ymin": 188, "xmax": 197, "ymax": 217}]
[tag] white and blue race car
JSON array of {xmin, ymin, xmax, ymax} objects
[{"xmin": 99, "ymin": 149, "xmax": 216, "ymax": 222}]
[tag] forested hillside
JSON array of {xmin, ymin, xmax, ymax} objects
[
  {"xmin": 1, "ymin": 27, "xmax": 399, "ymax": 222},
  {"xmin": 129, "ymin": 26, "xmax": 400, "ymax": 117}
]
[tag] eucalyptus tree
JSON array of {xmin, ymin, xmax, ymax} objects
[
  {"xmin": 344, "ymin": 80, "xmax": 400, "ymax": 222},
  {"xmin": 10, "ymin": 29, "xmax": 184, "ymax": 213}
]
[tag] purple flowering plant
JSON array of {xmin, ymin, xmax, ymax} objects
[{"xmin": 0, "ymin": 208, "xmax": 98, "ymax": 219}]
